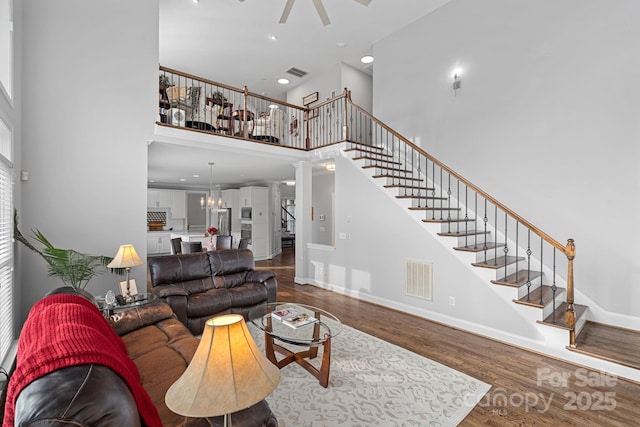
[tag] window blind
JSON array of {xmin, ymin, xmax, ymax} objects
[{"xmin": 0, "ymin": 157, "xmax": 13, "ymax": 365}]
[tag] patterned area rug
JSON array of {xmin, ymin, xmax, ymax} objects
[{"xmin": 249, "ymin": 325, "xmax": 491, "ymax": 427}]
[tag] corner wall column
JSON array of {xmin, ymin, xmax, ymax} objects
[{"xmin": 294, "ymin": 161, "xmax": 313, "ymax": 283}]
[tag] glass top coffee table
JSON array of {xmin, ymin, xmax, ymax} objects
[{"xmin": 249, "ymin": 302, "xmax": 342, "ymax": 388}]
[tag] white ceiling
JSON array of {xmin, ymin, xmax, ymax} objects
[{"xmin": 152, "ymin": 0, "xmax": 451, "ymax": 189}]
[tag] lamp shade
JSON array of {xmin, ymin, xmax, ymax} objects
[
  {"xmin": 106, "ymin": 244, "xmax": 144, "ymax": 269},
  {"xmin": 165, "ymin": 314, "xmax": 281, "ymax": 418}
]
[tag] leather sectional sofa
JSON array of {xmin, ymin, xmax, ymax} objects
[
  {"xmin": 6, "ymin": 287, "xmax": 278, "ymax": 427},
  {"xmin": 148, "ymin": 249, "xmax": 277, "ymax": 335}
]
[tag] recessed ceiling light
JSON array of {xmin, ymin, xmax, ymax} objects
[
  {"xmin": 193, "ymin": 174, "xmax": 199, "ymax": 178},
  {"xmin": 360, "ymin": 55, "xmax": 374, "ymax": 64},
  {"xmin": 179, "ymin": 178, "xmax": 186, "ymax": 182},
  {"xmin": 269, "ymin": 34, "xmax": 278, "ymax": 41},
  {"xmin": 337, "ymin": 42, "xmax": 347, "ymax": 48},
  {"xmin": 277, "ymin": 78, "xmax": 290, "ymax": 85},
  {"xmin": 192, "ymin": 0, "xmax": 199, "ymax": 3},
  {"xmin": 285, "ymin": 181, "xmax": 295, "ymax": 186}
]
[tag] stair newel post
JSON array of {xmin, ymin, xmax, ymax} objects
[
  {"xmin": 564, "ymin": 238, "xmax": 576, "ymax": 348},
  {"xmin": 342, "ymin": 88, "xmax": 350, "ymax": 141}
]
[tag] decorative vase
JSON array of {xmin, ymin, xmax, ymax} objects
[{"xmin": 206, "ymin": 237, "xmax": 216, "ymax": 251}]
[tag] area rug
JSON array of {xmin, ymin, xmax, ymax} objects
[{"xmin": 249, "ymin": 325, "xmax": 491, "ymax": 427}]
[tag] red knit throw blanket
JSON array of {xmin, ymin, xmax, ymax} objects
[{"xmin": 3, "ymin": 293, "xmax": 162, "ymax": 427}]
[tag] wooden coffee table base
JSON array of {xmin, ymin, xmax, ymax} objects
[{"xmin": 264, "ymin": 332, "xmax": 332, "ymax": 388}]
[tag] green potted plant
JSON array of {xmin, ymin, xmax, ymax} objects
[
  {"xmin": 210, "ymin": 90, "xmax": 227, "ymax": 105},
  {"xmin": 14, "ymin": 211, "xmax": 122, "ymax": 289},
  {"xmin": 159, "ymin": 74, "xmax": 174, "ymax": 89}
]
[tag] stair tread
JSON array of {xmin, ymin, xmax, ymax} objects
[
  {"xmin": 454, "ymin": 242, "xmax": 501, "ymax": 252},
  {"xmin": 568, "ymin": 321, "xmax": 640, "ymax": 370},
  {"xmin": 396, "ymin": 195, "xmax": 449, "ymax": 201},
  {"xmin": 472, "ymin": 255, "xmax": 525, "ymax": 269},
  {"xmin": 491, "ymin": 269, "xmax": 543, "ymax": 287},
  {"xmin": 439, "ymin": 230, "xmax": 489, "ymax": 237},
  {"xmin": 384, "ymin": 184, "xmax": 435, "ymax": 191},
  {"xmin": 373, "ymin": 174, "xmax": 423, "ymax": 181},
  {"xmin": 514, "ymin": 285, "xmax": 566, "ymax": 308},
  {"xmin": 422, "ymin": 218, "xmax": 478, "ymax": 224},
  {"xmin": 363, "ymin": 165, "xmax": 413, "ymax": 173},
  {"xmin": 537, "ymin": 302, "xmax": 588, "ymax": 330},
  {"xmin": 353, "ymin": 156, "xmax": 401, "ymax": 165},
  {"xmin": 410, "ymin": 206, "xmax": 461, "ymax": 211}
]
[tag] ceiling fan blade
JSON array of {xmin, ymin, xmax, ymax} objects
[
  {"xmin": 312, "ymin": 0, "xmax": 330, "ymax": 26},
  {"xmin": 279, "ymin": 0, "xmax": 295, "ymax": 24},
  {"xmin": 353, "ymin": 0, "xmax": 372, "ymax": 5}
]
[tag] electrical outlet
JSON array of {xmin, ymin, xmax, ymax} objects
[{"xmin": 449, "ymin": 296, "xmax": 455, "ymax": 306}]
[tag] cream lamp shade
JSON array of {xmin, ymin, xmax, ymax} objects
[
  {"xmin": 106, "ymin": 244, "xmax": 144, "ymax": 269},
  {"xmin": 165, "ymin": 314, "xmax": 281, "ymax": 419}
]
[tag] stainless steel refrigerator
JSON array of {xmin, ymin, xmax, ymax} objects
[{"xmin": 217, "ymin": 208, "xmax": 232, "ymax": 235}]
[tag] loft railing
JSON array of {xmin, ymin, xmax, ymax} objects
[
  {"xmin": 158, "ymin": 66, "xmax": 308, "ymax": 149},
  {"xmin": 337, "ymin": 90, "xmax": 578, "ymax": 347},
  {"xmin": 156, "ymin": 67, "xmax": 577, "ymax": 347}
]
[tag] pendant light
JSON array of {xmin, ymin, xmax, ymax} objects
[{"xmin": 200, "ymin": 162, "xmax": 227, "ymax": 212}]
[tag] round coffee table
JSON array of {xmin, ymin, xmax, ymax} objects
[{"xmin": 249, "ymin": 302, "xmax": 342, "ymax": 388}]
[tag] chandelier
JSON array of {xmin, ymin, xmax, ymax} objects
[{"xmin": 201, "ymin": 162, "xmax": 225, "ymax": 212}]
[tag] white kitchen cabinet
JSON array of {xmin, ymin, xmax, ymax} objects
[
  {"xmin": 147, "ymin": 189, "xmax": 171, "ymax": 208},
  {"xmin": 147, "ymin": 233, "xmax": 171, "ymax": 255},
  {"xmin": 169, "ymin": 190, "xmax": 186, "ymax": 218}
]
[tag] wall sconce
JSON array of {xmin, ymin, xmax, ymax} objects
[{"xmin": 452, "ymin": 70, "xmax": 461, "ymax": 96}]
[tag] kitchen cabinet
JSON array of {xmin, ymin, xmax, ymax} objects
[
  {"xmin": 147, "ymin": 233, "xmax": 171, "ymax": 255},
  {"xmin": 147, "ymin": 189, "xmax": 171, "ymax": 208},
  {"xmin": 239, "ymin": 186, "xmax": 266, "ymax": 208},
  {"xmin": 169, "ymin": 190, "xmax": 186, "ymax": 218}
]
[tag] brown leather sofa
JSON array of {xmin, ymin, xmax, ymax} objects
[
  {"xmin": 7, "ymin": 287, "xmax": 278, "ymax": 427},
  {"xmin": 148, "ymin": 249, "xmax": 277, "ymax": 335},
  {"xmin": 109, "ymin": 302, "xmax": 278, "ymax": 427}
]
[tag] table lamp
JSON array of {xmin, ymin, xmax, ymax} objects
[
  {"xmin": 107, "ymin": 244, "xmax": 144, "ymax": 302},
  {"xmin": 165, "ymin": 314, "xmax": 281, "ymax": 426}
]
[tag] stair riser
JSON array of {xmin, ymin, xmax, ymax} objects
[
  {"xmin": 380, "ymin": 176, "xmax": 424, "ymax": 185},
  {"xmin": 515, "ymin": 280, "xmax": 542, "ymax": 297},
  {"xmin": 542, "ymin": 291, "xmax": 568, "ymax": 319},
  {"xmin": 438, "ymin": 221, "xmax": 479, "ymax": 234}
]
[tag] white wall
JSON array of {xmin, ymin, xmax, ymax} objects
[
  {"xmin": 373, "ymin": 0, "xmax": 640, "ymax": 317},
  {"xmin": 311, "ymin": 171, "xmax": 334, "ymax": 245},
  {"xmin": 19, "ymin": 0, "xmax": 158, "ymax": 321},
  {"xmin": 287, "ymin": 62, "xmax": 372, "ymax": 109}
]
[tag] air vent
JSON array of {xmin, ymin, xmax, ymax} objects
[
  {"xmin": 405, "ymin": 260, "xmax": 433, "ymax": 301},
  {"xmin": 286, "ymin": 67, "xmax": 308, "ymax": 78}
]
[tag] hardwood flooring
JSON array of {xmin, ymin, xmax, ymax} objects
[{"xmin": 257, "ymin": 248, "xmax": 640, "ymax": 426}]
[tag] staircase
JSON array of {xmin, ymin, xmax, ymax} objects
[
  {"xmin": 346, "ymin": 140, "xmax": 587, "ymax": 340},
  {"xmin": 338, "ymin": 102, "xmax": 640, "ymax": 372}
]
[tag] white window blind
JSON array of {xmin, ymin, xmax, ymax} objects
[{"xmin": 0, "ymin": 157, "xmax": 12, "ymax": 365}]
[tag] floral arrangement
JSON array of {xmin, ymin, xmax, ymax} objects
[{"xmin": 205, "ymin": 226, "xmax": 218, "ymax": 237}]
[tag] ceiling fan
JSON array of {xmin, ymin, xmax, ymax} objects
[{"xmin": 238, "ymin": 0, "xmax": 372, "ymax": 27}]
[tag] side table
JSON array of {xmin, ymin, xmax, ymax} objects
[{"xmin": 99, "ymin": 292, "xmax": 157, "ymax": 317}]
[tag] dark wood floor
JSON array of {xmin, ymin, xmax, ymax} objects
[{"xmin": 257, "ymin": 247, "xmax": 640, "ymax": 426}]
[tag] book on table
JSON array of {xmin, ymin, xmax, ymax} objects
[
  {"xmin": 282, "ymin": 313, "xmax": 319, "ymax": 329},
  {"xmin": 271, "ymin": 307, "xmax": 300, "ymax": 320}
]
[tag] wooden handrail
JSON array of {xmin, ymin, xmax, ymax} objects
[{"xmin": 344, "ymin": 97, "xmax": 572, "ymax": 256}]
